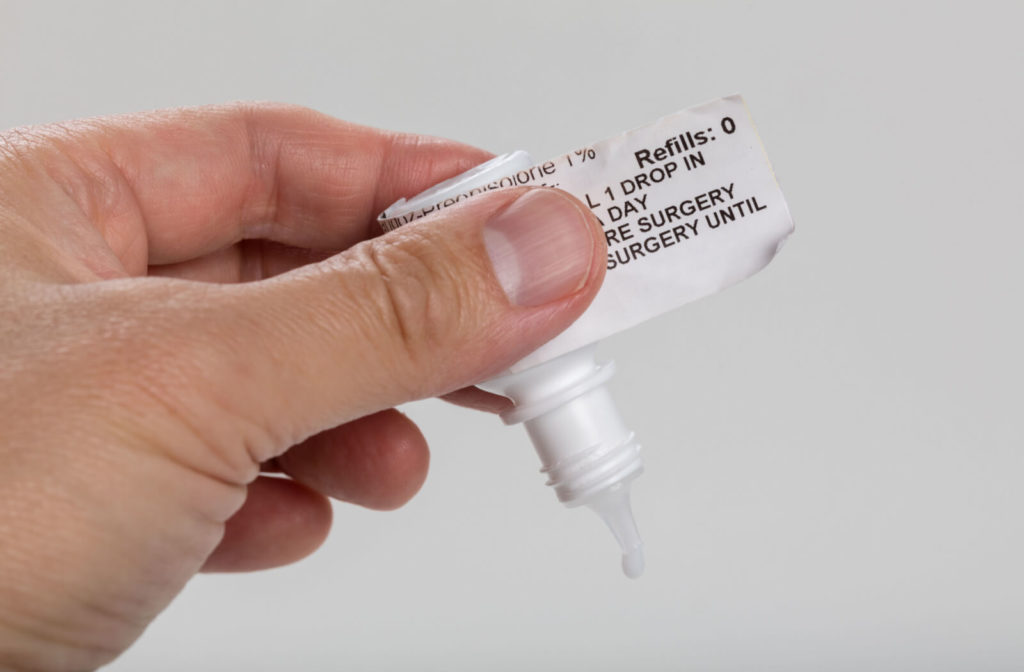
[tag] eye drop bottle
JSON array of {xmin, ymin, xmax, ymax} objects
[{"xmin": 379, "ymin": 96, "xmax": 794, "ymax": 578}]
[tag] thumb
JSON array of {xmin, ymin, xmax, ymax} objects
[{"xmin": 204, "ymin": 187, "xmax": 606, "ymax": 458}]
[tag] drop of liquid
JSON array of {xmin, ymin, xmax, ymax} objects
[
  {"xmin": 585, "ymin": 483, "xmax": 645, "ymax": 579},
  {"xmin": 622, "ymin": 545, "xmax": 646, "ymax": 579}
]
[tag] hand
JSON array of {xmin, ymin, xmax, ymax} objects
[{"xmin": 0, "ymin": 103, "xmax": 605, "ymax": 670}]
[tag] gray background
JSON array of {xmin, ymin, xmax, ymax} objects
[{"xmin": 2, "ymin": 1, "xmax": 1022, "ymax": 670}]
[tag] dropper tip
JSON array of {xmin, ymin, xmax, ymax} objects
[
  {"xmin": 584, "ymin": 483, "xmax": 645, "ymax": 579},
  {"xmin": 622, "ymin": 545, "xmax": 646, "ymax": 579}
]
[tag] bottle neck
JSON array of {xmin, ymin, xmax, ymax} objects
[{"xmin": 480, "ymin": 344, "xmax": 643, "ymax": 504}]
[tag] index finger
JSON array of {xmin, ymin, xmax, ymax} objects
[{"xmin": 27, "ymin": 103, "xmax": 493, "ymax": 268}]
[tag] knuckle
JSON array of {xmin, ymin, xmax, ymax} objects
[
  {"xmin": 356, "ymin": 233, "xmax": 477, "ymax": 387},
  {"xmin": 0, "ymin": 121, "xmax": 140, "ymax": 234}
]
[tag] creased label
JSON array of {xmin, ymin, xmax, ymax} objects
[{"xmin": 380, "ymin": 95, "xmax": 794, "ymax": 371}]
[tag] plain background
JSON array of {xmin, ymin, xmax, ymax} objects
[{"xmin": 2, "ymin": 1, "xmax": 1022, "ymax": 670}]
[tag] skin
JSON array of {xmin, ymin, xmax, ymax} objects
[{"xmin": 0, "ymin": 103, "xmax": 606, "ymax": 671}]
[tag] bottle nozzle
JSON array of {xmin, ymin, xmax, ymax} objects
[{"xmin": 585, "ymin": 483, "xmax": 645, "ymax": 579}]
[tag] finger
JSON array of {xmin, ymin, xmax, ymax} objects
[
  {"xmin": 201, "ymin": 476, "xmax": 332, "ymax": 573},
  {"xmin": 276, "ymin": 409, "xmax": 430, "ymax": 511},
  {"xmin": 10, "ymin": 103, "xmax": 492, "ymax": 273},
  {"xmin": 110, "ymin": 185, "xmax": 605, "ymax": 479},
  {"xmin": 440, "ymin": 386, "xmax": 513, "ymax": 414}
]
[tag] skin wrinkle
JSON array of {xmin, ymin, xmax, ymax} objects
[
  {"xmin": 364, "ymin": 239, "xmax": 416, "ymax": 355},
  {"xmin": 0, "ymin": 163, "xmax": 90, "ymax": 284},
  {"xmin": 354, "ymin": 230, "xmax": 483, "ymax": 403},
  {"xmin": 1, "ymin": 127, "xmax": 132, "ymax": 281},
  {"xmin": 0, "ymin": 126, "xmax": 45, "ymax": 162},
  {"xmin": 196, "ymin": 327, "xmax": 301, "ymax": 469},
  {"xmin": 128, "ymin": 357, "xmax": 260, "ymax": 485},
  {"xmin": 303, "ymin": 252, "xmax": 425, "ymax": 415},
  {"xmin": 54, "ymin": 149, "xmax": 140, "ymax": 278},
  {"xmin": 0, "ymin": 129, "xmax": 22, "ymax": 164},
  {"xmin": 238, "ymin": 104, "xmax": 278, "ymax": 244},
  {"xmin": 105, "ymin": 282, "xmax": 278, "ymax": 480},
  {"xmin": 208, "ymin": 279, "xmax": 346, "ymax": 453},
  {"xmin": 279, "ymin": 254, "xmax": 410, "ymax": 410},
  {"xmin": 243, "ymin": 104, "xmax": 354, "ymax": 245},
  {"xmin": 91, "ymin": 130, "xmax": 151, "ymax": 276},
  {"xmin": 75, "ymin": 389, "xmax": 249, "ymax": 525}
]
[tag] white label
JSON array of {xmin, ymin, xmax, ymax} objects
[{"xmin": 380, "ymin": 95, "xmax": 794, "ymax": 372}]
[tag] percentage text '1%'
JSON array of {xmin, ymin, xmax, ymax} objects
[{"xmin": 565, "ymin": 148, "xmax": 596, "ymax": 167}]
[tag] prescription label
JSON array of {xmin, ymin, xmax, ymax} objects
[{"xmin": 380, "ymin": 95, "xmax": 794, "ymax": 371}]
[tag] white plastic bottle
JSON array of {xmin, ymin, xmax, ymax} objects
[
  {"xmin": 378, "ymin": 96, "xmax": 794, "ymax": 578},
  {"xmin": 382, "ymin": 151, "xmax": 647, "ymax": 578}
]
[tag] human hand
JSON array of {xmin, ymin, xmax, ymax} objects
[{"xmin": 0, "ymin": 104, "xmax": 605, "ymax": 670}]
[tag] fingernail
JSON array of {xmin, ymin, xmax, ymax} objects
[{"xmin": 484, "ymin": 190, "xmax": 596, "ymax": 306}]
